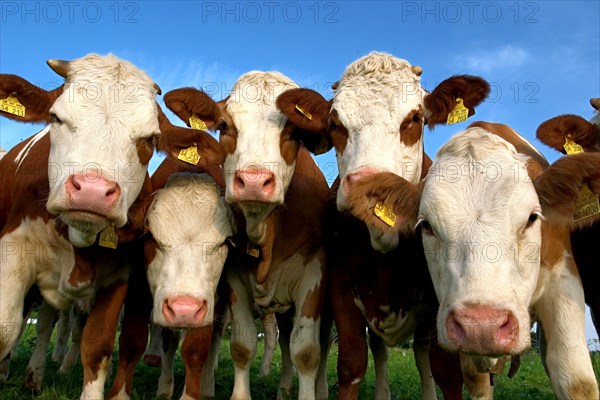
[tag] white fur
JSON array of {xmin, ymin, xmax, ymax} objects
[
  {"xmin": 332, "ymin": 52, "xmax": 426, "ymax": 210},
  {"xmin": 146, "ymin": 173, "xmax": 233, "ymax": 327},
  {"xmin": 45, "ymin": 53, "xmax": 160, "ymax": 236},
  {"xmin": 223, "ymin": 71, "xmax": 299, "ymax": 241},
  {"xmin": 419, "ymin": 127, "xmax": 598, "ymax": 397}
]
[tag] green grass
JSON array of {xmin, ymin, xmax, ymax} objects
[{"xmin": 1, "ymin": 321, "xmax": 599, "ymax": 399}]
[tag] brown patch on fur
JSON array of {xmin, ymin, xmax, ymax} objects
[
  {"xmin": 540, "ymin": 220, "xmax": 569, "ymax": 270},
  {"xmin": 536, "ymin": 115, "xmax": 600, "ymax": 154},
  {"xmin": 421, "ymin": 152, "xmax": 433, "ymax": 179},
  {"xmin": 294, "ymin": 344, "xmax": 321, "ymax": 374},
  {"xmin": 69, "ymin": 248, "xmax": 97, "ymax": 288},
  {"xmin": 255, "ymin": 218, "xmax": 275, "ymax": 285},
  {"xmin": 300, "ymin": 282, "xmax": 323, "ymax": 320},
  {"xmin": 329, "ymin": 109, "xmax": 348, "ymax": 155},
  {"xmin": 346, "ymin": 172, "xmax": 423, "ymax": 237},
  {"xmin": 143, "ymin": 236, "xmax": 158, "ymax": 268},
  {"xmin": 230, "ymin": 341, "xmax": 252, "ymax": 367},
  {"xmin": 400, "ymin": 107, "xmax": 424, "ymax": 146},
  {"xmin": 0, "ymin": 74, "xmax": 64, "ymax": 123},
  {"xmin": 181, "ymin": 325, "xmax": 213, "ymax": 399},
  {"xmin": 280, "ymin": 121, "xmax": 301, "ymax": 165},
  {"xmin": 567, "ymin": 378, "xmax": 599, "ymax": 399},
  {"xmin": 535, "ymin": 153, "xmax": 600, "ymax": 228},
  {"xmin": 276, "ymin": 88, "xmax": 330, "ymax": 133},
  {"xmin": 156, "ymin": 106, "xmax": 225, "ymax": 168},
  {"xmin": 135, "ymin": 136, "xmax": 155, "ymax": 166},
  {"xmin": 425, "ymin": 75, "xmax": 490, "ymax": 128}
]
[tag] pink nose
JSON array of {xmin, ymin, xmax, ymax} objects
[
  {"xmin": 162, "ymin": 296, "xmax": 208, "ymax": 328},
  {"xmin": 66, "ymin": 173, "xmax": 120, "ymax": 215},
  {"xmin": 342, "ymin": 167, "xmax": 382, "ymax": 195},
  {"xmin": 445, "ymin": 305, "xmax": 518, "ymax": 355},
  {"xmin": 233, "ymin": 169, "xmax": 276, "ymax": 201}
]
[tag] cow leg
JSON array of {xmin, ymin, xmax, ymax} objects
[
  {"xmin": 80, "ymin": 280, "xmax": 128, "ymax": 400},
  {"xmin": 144, "ymin": 321, "xmax": 164, "ymax": 368},
  {"xmin": 180, "ymin": 325, "xmax": 213, "ymax": 400},
  {"xmin": 413, "ymin": 331, "xmax": 438, "ymax": 400},
  {"xmin": 60, "ymin": 310, "xmax": 86, "ymax": 373},
  {"xmin": 157, "ymin": 329, "xmax": 180, "ymax": 399},
  {"xmin": 227, "ymin": 271, "xmax": 257, "ymax": 400},
  {"xmin": 459, "ymin": 355, "xmax": 492, "ymax": 400},
  {"xmin": 316, "ymin": 310, "xmax": 333, "ymax": 400},
  {"xmin": 429, "ymin": 341, "xmax": 463, "ymax": 400},
  {"xmin": 259, "ymin": 312, "xmax": 278, "ymax": 377},
  {"xmin": 534, "ymin": 268, "xmax": 599, "ymax": 399},
  {"xmin": 52, "ymin": 306, "xmax": 74, "ymax": 363},
  {"xmin": 368, "ymin": 330, "xmax": 390, "ymax": 400},
  {"xmin": 276, "ymin": 312, "xmax": 294, "ymax": 400},
  {"xmin": 200, "ymin": 307, "xmax": 229, "ymax": 399},
  {"xmin": 25, "ymin": 300, "xmax": 59, "ymax": 392}
]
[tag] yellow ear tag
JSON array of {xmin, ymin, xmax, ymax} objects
[
  {"xmin": 178, "ymin": 145, "xmax": 201, "ymax": 165},
  {"xmin": 574, "ymin": 185, "xmax": 600, "ymax": 221},
  {"xmin": 0, "ymin": 96, "xmax": 26, "ymax": 117},
  {"xmin": 295, "ymin": 104, "xmax": 312, "ymax": 120},
  {"xmin": 247, "ymin": 242, "xmax": 260, "ymax": 258},
  {"xmin": 373, "ymin": 202, "xmax": 396, "ymax": 227},
  {"xmin": 313, "ymin": 137, "xmax": 329, "ymax": 155},
  {"xmin": 446, "ymin": 98, "xmax": 470, "ymax": 125},
  {"xmin": 189, "ymin": 115, "xmax": 208, "ymax": 130},
  {"xmin": 99, "ymin": 226, "xmax": 118, "ymax": 249},
  {"xmin": 563, "ymin": 137, "xmax": 584, "ymax": 155}
]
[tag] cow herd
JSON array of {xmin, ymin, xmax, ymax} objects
[{"xmin": 0, "ymin": 52, "xmax": 598, "ymax": 400}]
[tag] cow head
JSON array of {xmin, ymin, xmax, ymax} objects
[
  {"xmin": 277, "ymin": 52, "xmax": 489, "ymax": 251},
  {"xmin": 0, "ymin": 54, "xmax": 223, "ymax": 247},
  {"xmin": 144, "ymin": 173, "xmax": 233, "ymax": 328},
  {"xmin": 418, "ymin": 125, "xmax": 600, "ymax": 356},
  {"xmin": 164, "ymin": 72, "xmax": 319, "ymax": 243}
]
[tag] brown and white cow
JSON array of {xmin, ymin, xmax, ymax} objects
[
  {"xmin": 414, "ymin": 122, "xmax": 599, "ymax": 398},
  {"xmin": 163, "ymin": 71, "xmax": 330, "ymax": 400},
  {"xmin": 0, "ymin": 54, "xmax": 223, "ymax": 399},
  {"xmin": 536, "ymin": 98, "xmax": 600, "ymax": 336},
  {"xmin": 277, "ymin": 52, "xmax": 490, "ymax": 399}
]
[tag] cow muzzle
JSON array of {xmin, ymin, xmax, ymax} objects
[{"xmin": 161, "ymin": 296, "xmax": 209, "ymax": 328}]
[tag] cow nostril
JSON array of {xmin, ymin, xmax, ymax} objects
[
  {"xmin": 235, "ymin": 174, "xmax": 245, "ymax": 189},
  {"xmin": 263, "ymin": 177, "xmax": 273, "ymax": 188},
  {"xmin": 70, "ymin": 176, "xmax": 81, "ymax": 191}
]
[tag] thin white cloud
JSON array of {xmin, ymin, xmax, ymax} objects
[{"xmin": 457, "ymin": 45, "xmax": 530, "ymax": 73}]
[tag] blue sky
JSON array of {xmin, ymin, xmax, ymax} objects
[{"xmin": 1, "ymin": 1, "xmax": 599, "ymax": 343}]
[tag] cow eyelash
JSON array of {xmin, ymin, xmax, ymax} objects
[
  {"xmin": 525, "ymin": 213, "xmax": 540, "ymax": 229},
  {"xmin": 49, "ymin": 113, "xmax": 62, "ymax": 124},
  {"xmin": 412, "ymin": 114, "xmax": 421, "ymax": 123},
  {"xmin": 418, "ymin": 219, "xmax": 434, "ymax": 236},
  {"xmin": 217, "ymin": 121, "xmax": 229, "ymax": 133}
]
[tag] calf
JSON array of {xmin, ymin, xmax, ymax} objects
[
  {"xmin": 536, "ymin": 97, "xmax": 600, "ymax": 336},
  {"xmin": 416, "ymin": 122, "xmax": 599, "ymax": 398},
  {"xmin": 0, "ymin": 54, "xmax": 223, "ymax": 399},
  {"xmin": 163, "ymin": 71, "xmax": 330, "ymax": 400},
  {"xmin": 277, "ymin": 52, "xmax": 490, "ymax": 399}
]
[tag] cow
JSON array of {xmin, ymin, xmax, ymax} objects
[
  {"xmin": 0, "ymin": 53, "xmax": 223, "ymax": 399},
  {"xmin": 536, "ymin": 97, "xmax": 600, "ymax": 336},
  {"xmin": 162, "ymin": 70, "xmax": 331, "ymax": 400},
  {"xmin": 276, "ymin": 51, "xmax": 490, "ymax": 399},
  {"xmin": 411, "ymin": 122, "xmax": 599, "ymax": 398}
]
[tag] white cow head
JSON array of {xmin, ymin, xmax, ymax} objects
[
  {"xmin": 277, "ymin": 52, "xmax": 490, "ymax": 252},
  {"xmin": 144, "ymin": 173, "xmax": 233, "ymax": 328},
  {"xmin": 163, "ymin": 72, "xmax": 322, "ymax": 244}
]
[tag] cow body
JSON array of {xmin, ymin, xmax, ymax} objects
[
  {"xmin": 0, "ymin": 54, "xmax": 222, "ymax": 399},
  {"xmin": 277, "ymin": 52, "xmax": 490, "ymax": 399},
  {"xmin": 164, "ymin": 71, "xmax": 330, "ymax": 400},
  {"xmin": 418, "ymin": 122, "xmax": 599, "ymax": 398}
]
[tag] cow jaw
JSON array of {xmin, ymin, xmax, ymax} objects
[{"xmin": 420, "ymin": 128, "xmax": 542, "ymax": 356}]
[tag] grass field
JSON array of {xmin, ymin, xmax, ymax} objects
[{"xmin": 1, "ymin": 320, "xmax": 599, "ymax": 399}]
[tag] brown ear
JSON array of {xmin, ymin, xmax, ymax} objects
[
  {"xmin": 117, "ymin": 174, "xmax": 155, "ymax": 243},
  {"xmin": 0, "ymin": 74, "xmax": 64, "ymax": 123},
  {"xmin": 277, "ymin": 88, "xmax": 333, "ymax": 154},
  {"xmin": 535, "ymin": 153, "xmax": 600, "ymax": 228},
  {"xmin": 163, "ymin": 88, "xmax": 221, "ymax": 128},
  {"xmin": 157, "ymin": 106, "xmax": 225, "ymax": 168},
  {"xmin": 536, "ymin": 115, "xmax": 600, "ymax": 154},
  {"xmin": 424, "ymin": 75, "xmax": 490, "ymax": 128},
  {"xmin": 346, "ymin": 172, "xmax": 423, "ymax": 238}
]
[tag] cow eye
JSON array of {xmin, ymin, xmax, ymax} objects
[
  {"xmin": 144, "ymin": 135, "xmax": 157, "ymax": 148},
  {"xmin": 412, "ymin": 114, "xmax": 421, "ymax": 123},
  {"xmin": 217, "ymin": 121, "xmax": 229, "ymax": 134},
  {"xmin": 525, "ymin": 213, "xmax": 539, "ymax": 229},
  {"xmin": 419, "ymin": 219, "xmax": 434, "ymax": 236},
  {"xmin": 49, "ymin": 113, "xmax": 62, "ymax": 125}
]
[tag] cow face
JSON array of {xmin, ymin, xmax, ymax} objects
[
  {"xmin": 418, "ymin": 127, "xmax": 543, "ymax": 356},
  {"xmin": 277, "ymin": 52, "xmax": 489, "ymax": 251},
  {"xmin": 144, "ymin": 173, "xmax": 233, "ymax": 328},
  {"xmin": 164, "ymin": 72, "xmax": 317, "ymax": 243}
]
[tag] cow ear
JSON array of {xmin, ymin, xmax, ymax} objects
[
  {"xmin": 536, "ymin": 115, "xmax": 600, "ymax": 154},
  {"xmin": 157, "ymin": 106, "xmax": 225, "ymax": 168},
  {"xmin": 534, "ymin": 153, "xmax": 600, "ymax": 228},
  {"xmin": 277, "ymin": 88, "xmax": 332, "ymax": 154},
  {"xmin": 164, "ymin": 88, "xmax": 221, "ymax": 129},
  {"xmin": 0, "ymin": 74, "xmax": 64, "ymax": 123},
  {"xmin": 424, "ymin": 75, "xmax": 490, "ymax": 128}
]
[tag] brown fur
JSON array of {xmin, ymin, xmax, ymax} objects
[
  {"xmin": 534, "ymin": 153, "xmax": 600, "ymax": 228},
  {"xmin": 163, "ymin": 88, "xmax": 221, "ymax": 128},
  {"xmin": 536, "ymin": 114, "xmax": 600, "ymax": 153},
  {"xmin": 275, "ymin": 87, "xmax": 331, "ymax": 134},
  {"xmin": 346, "ymin": 172, "xmax": 423, "ymax": 237},
  {"xmin": 0, "ymin": 74, "xmax": 63, "ymax": 123},
  {"xmin": 425, "ymin": 76, "xmax": 490, "ymax": 128},
  {"xmin": 399, "ymin": 107, "xmax": 424, "ymax": 146}
]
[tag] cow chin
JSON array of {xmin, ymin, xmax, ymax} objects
[{"xmin": 367, "ymin": 225, "xmax": 399, "ymax": 253}]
